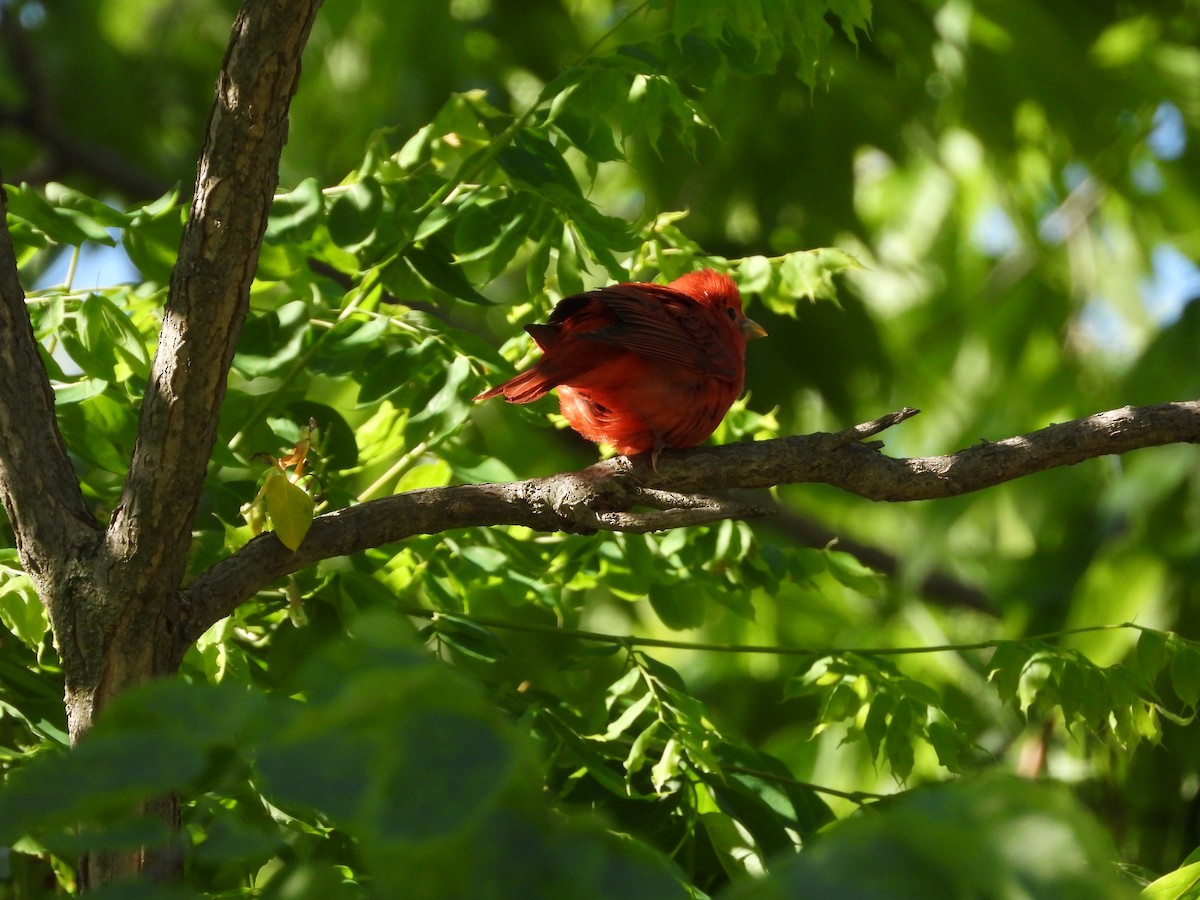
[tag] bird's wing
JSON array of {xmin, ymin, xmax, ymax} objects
[{"xmin": 551, "ymin": 284, "xmax": 739, "ymax": 380}]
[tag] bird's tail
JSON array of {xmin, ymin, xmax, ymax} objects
[{"xmin": 473, "ymin": 366, "xmax": 556, "ymax": 404}]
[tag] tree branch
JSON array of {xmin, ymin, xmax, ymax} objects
[
  {"xmin": 106, "ymin": 0, "xmax": 320, "ymax": 600},
  {"xmin": 180, "ymin": 399, "xmax": 1200, "ymax": 643},
  {"xmin": 0, "ymin": 177, "xmax": 99, "ymax": 589}
]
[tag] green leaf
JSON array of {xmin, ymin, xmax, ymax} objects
[
  {"xmin": 778, "ymin": 247, "xmax": 856, "ymax": 306},
  {"xmin": 525, "ymin": 231, "xmax": 555, "ymax": 298},
  {"xmin": 784, "ymin": 656, "xmax": 837, "ymax": 701},
  {"xmin": 736, "ymin": 255, "xmax": 774, "ymax": 293},
  {"xmin": 355, "ymin": 340, "xmax": 440, "ymax": 406},
  {"xmin": 395, "ymin": 460, "xmax": 452, "ymax": 492},
  {"xmin": 678, "ymin": 729, "xmax": 722, "ymax": 777},
  {"xmin": 625, "ymin": 75, "xmax": 665, "ymax": 153},
  {"xmin": 4, "ymin": 183, "xmax": 116, "ymax": 245},
  {"xmin": 926, "ymin": 719, "xmax": 964, "ymax": 773},
  {"xmin": 699, "ymin": 808, "xmax": 767, "ymax": 879},
  {"xmin": 650, "ymin": 736, "xmax": 683, "ymax": 792},
  {"xmin": 258, "ymin": 706, "xmax": 515, "ymax": 843},
  {"xmin": 266, "ymin": 177, "xmax": 324, "ymax": 243},
  {"xmin": 603, "ymin": 691, "xmax": 654, "ymax": 740},
  {"xmin": 0, "ymin": 732, "xmax": 207, "ymax": 843},
  {"xmin": 820, "ymin": 681, "xmax": 860, "ymax": 724},
  {"xmin": 556, "ymin": 642, "xmax": 624, "ymax": 671},
  {"xmin": 624, "ymin": 720, "xmax": 660, "ymax": 775},
  {"xmin": 553, "ymin": 109, "xmax": 624, "ymax": 162},
  {"xmin": 1170, "ymin": 640, "xmax": 1200, "ymax": 708},
  {"xmin": 28, "ymin": 293, "xmax": 65, "ymax": 339},
  {"xmin": 0, "ymin": 650, "xmax": 68, "ymax": 745},
  {"xmin": 863, "ymin": 690, "xmax": 895, "ymax": 761},
  {"xmin": 885, "ymin": 697, "xmax": 916, "ymax": 781},
  {"xmin": 703, "ymin": 775, "xmax": 794, "ymax": 860},
  {"xmin": 1058, "ymin": 656, "xmax": 1087, "ymax": 724},
  {"xmin": 79, "ymin": 292, "xmax": 151, "ymax": 380},
  {"xmin": 822, "ymin": 547, "xmax": 881, "ymax": 596},
  {"xmin": 404, "ymin": 242, "xmax": 492, "ymax": 304},
  {"xmin": 53, "ymin": 377, "xmax": 108, "ymax": 405},
  {"xmin": 497, "ymin": 132, "xmax": 582, "ymax": 194},
  {"xmin": 313, "ymin": 313, "xmax": 391, "ymax": 365},
  {"xmin": 285, "ymin": 400, "xmax": 359, "ymax": 471},
  {"xmin": 647, "ymin": 583, "xmax": 707, "ymax": 631},
  {"xmin": 1136, "ymin": 628, "xmax": 1170, "ymax": 680},
  {"xmin": 0, "ymin": 576, "xmax": 49, "ymax": 650},
  {"xmin": 1018, "ymin": 654, "xmax": 1056, "ymax": 713},
  {"xmin": 405, "ymin": 355, "xmax": 473, "ymax": 445},
  {"xmin": 56, "ymin": 393, "xmax": 135, "ymax": 474},
  {"xmin": 451, "ymin": 196, "xmax": 537, "ymax": 277},
  {"xmin": 430, "ymin": 616, "xmax": 510, "ymax": 664},
  {"xmin": 235, "ymin": 300, "xmax": 311, "ymax": 377},
  {"xmin": 988, "ymin": 642, "xmax": 1031, "ymax": 704},
  {"xmin": 412, "ymin": 196, "xmax": 467, "ymax": 244},
  {"xmin": 264, "ymin": 470, "xmax": 314, "ymax": 551},
  {"xmin": 327, "ymin": 177, "xmax": 384, "ymax": 248},
  {"xmin": 1140, "ymin": 860, "xmax": 1200, "ymax": 900},
  {"xmin": 43, "ymin": 183, "xmax": 131, "ymax": 229},
  {"xmin": 725, "ymin": 775, "xmax": 1133, "ymax": 899},
  {"xmin": 570, "ymin": 734, "xmax": 643, "ymax": 799},
  {"xmin": 122, "ymin": 191, "xmax": 184, "ymax": 284},
  {"xmin": 556, "ymin": 222, "xmax": 585, "ymax": 297},
  {"xmin": 606, "ymin": 665, "xmax": 644, "ymax": 702},
  {"xmin": 1080, "ymin": 660, "xmax": 1113, "ymax": 729}
]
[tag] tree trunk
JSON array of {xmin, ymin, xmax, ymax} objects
[
  {"xmin": 0, "ymin": 0, "xmax": 321, "ymax": 889},
  {"xmin": 42, "ymin": 574, "xmax": 192, "ymax": 886}
]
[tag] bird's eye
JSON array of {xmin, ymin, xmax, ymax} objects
[{"xmin": 725, "ymin": 307, "xmax": 737, "ymax": 321}]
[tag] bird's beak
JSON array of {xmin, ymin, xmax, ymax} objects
[{"xmin": 741, "ymin": 316, "xmax": 768, "ymax": 340}]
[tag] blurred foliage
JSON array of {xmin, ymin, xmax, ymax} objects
[{"xmin": 1, "ymin": 0, "xmax": 1200, "ymax": 896}]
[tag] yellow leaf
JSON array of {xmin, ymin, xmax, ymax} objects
[{"xmin": 264, "ymin": 471, "xmax": 314, "ymax": 551}]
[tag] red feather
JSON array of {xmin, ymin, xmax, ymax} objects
[{"xmin": 474, "ymin": 269, "xmax": 766, "ymax": 456}]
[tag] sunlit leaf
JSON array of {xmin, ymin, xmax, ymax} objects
[
  {"xmin": 264, "ymin": 471, "xmax": 314, "ymax": 551},
  {"xmin": 4, "ymin": 183, "xmax": 116, "ymax": 245},
  {"xmin": 650, "ymin": 737, "xmax": 683, "ymax": 792},
  {"xmin": 0, "ymin": 576, "xmax": 49, "ymax": 651},
  {"xmin": 1141, "ymin": 860, "xmax": 1200, "ymax": 900}
]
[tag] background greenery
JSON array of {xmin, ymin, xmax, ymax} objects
[{"xmin": 1, "ymin": 0, "xmax": 1199, "ymax": 895}]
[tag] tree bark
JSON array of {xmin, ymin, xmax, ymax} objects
[
  {"xmin": 0, "ymin": 0, "xmax": 320, "ymax": 888},
  {"xmin": 181, "ymin": 400, "xmax": 1200, "ymax": 642}
]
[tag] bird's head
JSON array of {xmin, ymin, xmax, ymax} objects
[{"xmin": 669, "ymin": 269, "xmax": 768, "ymax": 341}]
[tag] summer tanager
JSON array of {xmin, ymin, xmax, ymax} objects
[{"xmin": 473, "ymin": 269, "xmax": 766, "ymax": 457}]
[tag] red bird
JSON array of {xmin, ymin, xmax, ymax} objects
[{"xmin": 473, "ymin": 269, "xmax": 766, "ymax": 458}]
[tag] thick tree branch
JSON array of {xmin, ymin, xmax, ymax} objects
[
  {"xmin": 0, "ymin": 178, "xmax": 99, "ymax": 584},
  {"xmin": 106, "ymin": 1, "xmax": 320, "ymax": 605},
  {"xmin": 638, "ymin": 401, "xmax": 1200, "ymax": 499},
  {"xmin": 180, "ymin": 399, "xmax": 1200, "ymax": 643}
]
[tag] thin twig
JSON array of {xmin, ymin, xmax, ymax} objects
[
  {"xmin": 721, "ymin": 763, "xmax": 889, "ymax": 805},
  {"xmin": 412, "ymin": 608, "xmax": 1141, "ymax": 658}
]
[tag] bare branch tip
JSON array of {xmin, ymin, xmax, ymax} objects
[{"xmin": 837, "ymin": 405, "xmax": 921, "ymax": 446}]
